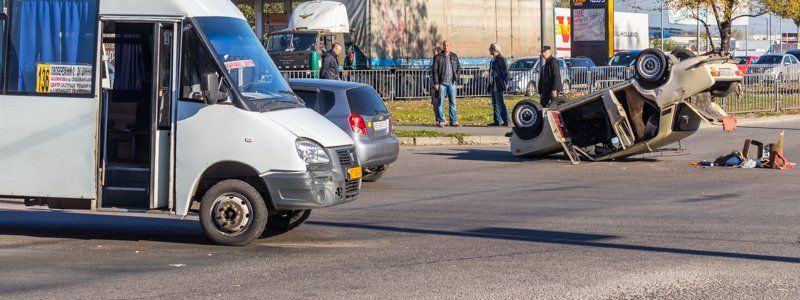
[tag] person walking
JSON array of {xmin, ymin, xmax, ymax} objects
[
  {"xmin": 537, "ymin": 46, "xmax": 562, "ymax": 108},
  {"xmin": 320, "ymin": 43, "xmax": 342, "ymax": 80},
  {"xmin": 432, "ymin": 40, "xmax": 461, "ymax": 127},
  {"xmin": 430, "ymin": 46, "xmax": 442, "ymax": 124},
  {"xmin": 487, "ymin": 43, "xmax": 509, "ymax": 126}
]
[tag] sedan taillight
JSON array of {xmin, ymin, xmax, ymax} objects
[{"xmin": 349, "ymin": 114, "xmax": 367, "ymax": 135}]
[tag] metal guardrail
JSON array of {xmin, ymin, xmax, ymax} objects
[{"xmin": 282, "ymin": 65, "xmax": 800, "ymax": 114}]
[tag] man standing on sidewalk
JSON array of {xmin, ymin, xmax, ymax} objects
[
  {"xmin": 487, "ymin": 43, "xmax": 509, "ymax": 126},
  {"xmin": 432, "ymin": 40, "xmax": 461, "ymax": 127},
  {"xmin": 320, "ymin": 43, "xmax": 342, "ymax": 80},
  {"xmin": 430, "ymin": 46, "xmax": 442, "ymax": 124},
  {"xmin": 537, "ymin": 46, "xmax": 562, "ymax": 108}
]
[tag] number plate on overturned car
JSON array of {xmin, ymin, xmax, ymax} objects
[{"xmin": 348, "ymin": 166, "xmax": 363, "ymax": 180}]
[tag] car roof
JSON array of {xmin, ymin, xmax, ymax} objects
[
  {"xmin": 615, "ymin": 50, "xmax": 642, "ymax": 55},
  {"xmin": 288, "ymin": 79, "xmax": 369, "ymax": 90}
]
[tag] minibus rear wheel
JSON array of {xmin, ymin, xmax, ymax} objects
[{"xmin": 200, "ymin": 179, "xmax": 268, "ymax": 246}]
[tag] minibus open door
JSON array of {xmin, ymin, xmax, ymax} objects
[{"xmin": 151, "ymin": 22, "xmax": 179, "ymax": 210}]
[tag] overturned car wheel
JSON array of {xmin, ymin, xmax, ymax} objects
[
  {"xmin": 512, "ymin": 100, "xmax": 544, "ymax": 140},
  {"xmin": 635, "ymin": 48, "xmax": 669, "ymax": 89},
  {"xmin": 671, "ymin": 48, "xmax": 696, "ymax": 61}
]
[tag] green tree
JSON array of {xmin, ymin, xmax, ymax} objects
[
  {"xmin": 761, "ymin": 0, "xmax": 800, "ymax": 42},
  {"xmin": 237, "ymin": 4, "xmax": 256, "ymax": 30}
]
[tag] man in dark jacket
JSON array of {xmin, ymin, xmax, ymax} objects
[
  {"xmin": 487, "ymin": 43, "xmax": 509, "ymax": 126},
  {"xmin": 320, "ymin": 43, "xmax": 342, "ymax": 80},
  {"xmin": 537, "ymin": 46, "xmax": 562, "ymax": 107},
  {"xmin": 432, "ymin": 40, "xmax": 461, "ymax": 127}
]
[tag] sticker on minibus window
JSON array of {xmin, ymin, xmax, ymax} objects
[
  {"xmin": 36, "ymin": 64, "xmax": 93, "ymax": 94},
  {"xmin": 224, "ymin": 60, "xmax": 255, "ymax": 70}
]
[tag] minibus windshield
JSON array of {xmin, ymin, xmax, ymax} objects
[{"xmin": 195, "ymin": 17, "xmax": 301, "ymax": 110}]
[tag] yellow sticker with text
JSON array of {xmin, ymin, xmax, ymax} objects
[{"xmin": 36, "ymin": 64, "xmax": 51, "ymax": 93}]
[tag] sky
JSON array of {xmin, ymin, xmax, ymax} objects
[{"xmin": 615, "ymin": 1, "xmax": 799, "ymax": 35}]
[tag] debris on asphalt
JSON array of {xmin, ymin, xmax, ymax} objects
[
  {"xmin": 169, "ymin": 264, "xmax": 186, "ymax": 268},
  {"xmin": 691, "ymin": 132, "xmax": 795, "ymax": 170}
]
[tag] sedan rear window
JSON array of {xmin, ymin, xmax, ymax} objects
[{"xmin": 346, "ymin": 86, "xmax": 388, "ymax": 115}]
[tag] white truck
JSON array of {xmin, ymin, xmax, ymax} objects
[{"xmin": 0, "ymin": 0, "xmax": 362, "ymax": 246}]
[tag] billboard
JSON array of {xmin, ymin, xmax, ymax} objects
[
  {"xmin": 557, "ymin": 8, "xmax": 648, "ymax": 58},
  {"xmin": 570, "ymin": 0, "xmax": 614, "ymax": 65}
]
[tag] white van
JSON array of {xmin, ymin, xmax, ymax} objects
[{"xmin": 0, "ymin": 0, "xmax": 362, "ymax": 246}]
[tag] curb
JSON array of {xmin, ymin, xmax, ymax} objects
[{"xmin": 699, "ymin": 114, "xmax": 800, "ymax": 129}]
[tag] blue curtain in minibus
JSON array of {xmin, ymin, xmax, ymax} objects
[{"xmin": 7, "ymin": 0, "xmax": 98, "ymax": 93}]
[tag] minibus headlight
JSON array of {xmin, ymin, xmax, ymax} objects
[{"xmin": 295, "ymin": 138, "xmax": 331, "ymax": 165}]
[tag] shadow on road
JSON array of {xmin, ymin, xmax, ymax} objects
[
  {"xmin": 0, "ymin": 209, "xmax": 209, "ymax": 245},
  {"xmin": 308, "ymin": 221, "xmax": 800, "ymax": 264},
  {"xmin": 422, "ymin": 149, "xmax": 521, "ymax": 162}
]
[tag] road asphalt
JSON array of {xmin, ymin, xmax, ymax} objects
[{"xmin": 1, "ymin": 119, "xmax": 799, "ymax": 299}]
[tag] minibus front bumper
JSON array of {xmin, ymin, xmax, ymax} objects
[{"xmin": 262, "ymin": 147, "xmax": 361, "ymax": 210}]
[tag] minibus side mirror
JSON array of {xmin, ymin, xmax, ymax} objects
[{"xmin": 201, "ymin": 73, "xmax": 226, "ymax": 105}]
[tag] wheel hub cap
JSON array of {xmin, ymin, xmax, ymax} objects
[
  {"xmin": 517, "ymin": 106, "xmax": 537, "ymax": 127},
  {"xmin": 640, "ymin": 55, "xmax": 661, "ymax": 78},
  {"xmin": 212, "ymin": 193, "xmax": 252, "ymax": 234}
]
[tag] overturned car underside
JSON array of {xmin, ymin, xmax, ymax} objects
[{"xmin": 510, "ymin": 49, "xmax": 743, "ymax": 164}]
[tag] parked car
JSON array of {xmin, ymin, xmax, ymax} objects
[
  {"xmin": 510, "ymin": 49, "xmax": 743, "ymax": 164},
  {"xmin": 565, "ymin": 57, "xmax": 596, "ymax": 88},
  {"xmin": 747, "ymin": 54, "xmax": 800, "ymax": 82},
  {"xmin": 506, "ymin": 58, "xmax": 539, "ymax": 95},
  {"xmin": 289, "ymin": 79, "xmax": 400, "ymax": 182},
  {"xmin": 734, "ymin": 55, "xmax": 759, "ymax": 74},
  {"xmin": 608, "ymin": 50, "xmax": 642, "ymax": 66},
  {"xmin": 506, "ymin": 57, "xmax": 570, "ymax": 96},
  {"xmin": 787, "ymin": 49, "xmax": 800, "ymax": 61}
]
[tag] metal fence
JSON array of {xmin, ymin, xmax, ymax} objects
[{"xmin": 281, "ymin": 65, "xmax": 800, "ymax": 114}]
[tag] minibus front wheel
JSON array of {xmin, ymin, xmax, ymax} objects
[{"xmin": 200, "ymin": 179, "xmax": 268, "ymax": 246}]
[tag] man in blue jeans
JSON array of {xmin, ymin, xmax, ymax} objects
[
  {"xmin": 487, "ymin": 43, "xmax": 509, "ymax": 126},
  {"xmin": 432, "ymin": 40, "xmax": 461, "ymax": 127}
]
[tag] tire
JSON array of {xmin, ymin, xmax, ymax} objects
[
  {"xmin": 512, "ymin": 100, "xmax": 544, "ymax": 140},
  {"xmin": 265, "ymin": 210, "xmax": 311, "ymax": 234},
  {"xmin": 199, "ymin": 179, "xmax": 268, "ymax": 246},
  {"xmin": 635, "ymin": 48, "xmax": 669, "ymax": 89},
  {"xmin": 362, "ymin": 166, "xmax": 387, "ymax": 182},
  {"xmin": 671, "ymin": 48, "xmax": 696, "ymax": 61},
  {"xmin": 525, "ymin": 81, "xmax": 536, "ymax": 96}
]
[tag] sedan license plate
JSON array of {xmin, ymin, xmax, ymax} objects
[
  {"xmin": 348, "ymin": 166, "xmax": 363, "ymax": 180},
  {"xmin": 373, "ymin": 119, "xmax": 389, "ymax": 131}
]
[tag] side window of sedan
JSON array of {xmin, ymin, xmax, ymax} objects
[
  {"xmin": 294, "ymin": 90, "xmax": 319, "ymax": 111},
  {"xmin": 318, "ymin": 90, "xmax": 336, "ymax": 115}
]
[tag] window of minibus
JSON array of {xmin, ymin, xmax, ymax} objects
[{"xmin": 4, "ymin": 0, "xmax": 98, "ymax": 96}]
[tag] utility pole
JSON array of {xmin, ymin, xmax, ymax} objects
[
  {"xmin": 779, "ymin": 17, "xmax": 783, "ymax": 53},
  {"xmin": 660, "ymin": 0, "xmax": 664, "ymax": 51},
  {"xmin": 696, "ymin": 2, "xmax": 700, "ymax": 54}
]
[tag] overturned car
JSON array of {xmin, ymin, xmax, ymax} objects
[{"xmin": 510, "ymin": 49, "xmax": 743, "ymax": 164}]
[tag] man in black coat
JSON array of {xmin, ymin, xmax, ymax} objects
[
  {"xmin": 487, "ymin": 43, "xmax": 509, "ymax": 126},
  {"xmin": 537, "ymin": 46, "xmax": 562, "ymax": 108},
  {"xmin": 431, "ymin": 40, "xmax": 461, "ymax": 127},
  {"xmin": 320, "ymin": 43, "xmax": 342, "ymax": 80}
]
